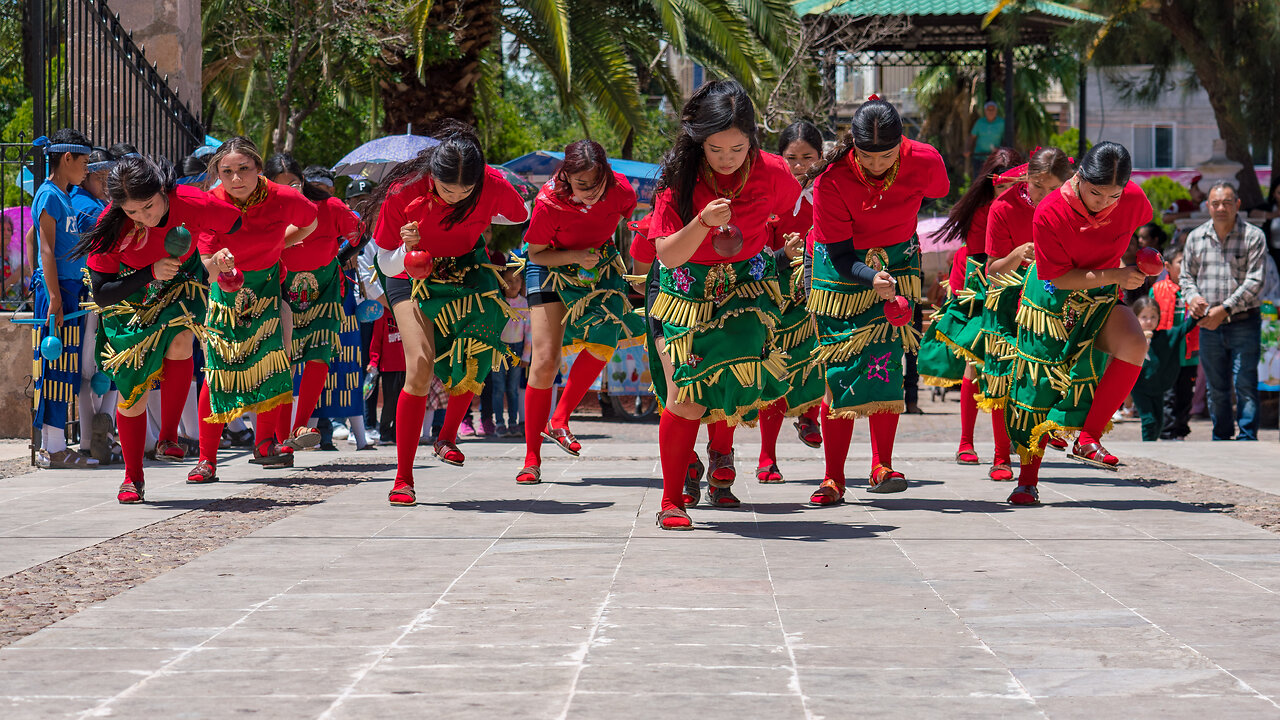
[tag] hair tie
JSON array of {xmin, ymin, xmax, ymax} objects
[
  {"xmin": 32, "ymin": 136, "xmax": 94, "ymax": 155},
  {"xmin": 868, "ymin": 94, "xmax": 880, "ymax": 101},
  {"xmin": 304, "ymin": 175, "xmax": 335, "ymax": 188},
  {"xmin": 87, "ymin": 160, "xmax": 118, "ymax": 173}
]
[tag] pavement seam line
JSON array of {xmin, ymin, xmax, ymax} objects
[{"xmin": 990, "ymin": 483, "xmax": 1280, "ymax": 710}]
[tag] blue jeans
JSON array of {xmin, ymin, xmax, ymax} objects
[
  {"xmin": 490, "ymin": 341, "xmax": 525, "ymax": 426},
  {"xmin": 1198, "ymin": 313, "xmax": 1260, "ymax": 440}
]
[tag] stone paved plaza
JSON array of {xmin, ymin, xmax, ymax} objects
[{"xmin": 2, "ymin": 408, "xmax": 1280, "ymax": 719}]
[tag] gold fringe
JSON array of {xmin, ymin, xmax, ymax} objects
[
  {"xmin": 826, "ymin": 400, "xmax": 905, "ymax": 420},
  {"xmin": 292, "ymin": 300, "xmax": 343, "ymax": 327},
  {"xmin": 934, "ymin": 328, "xmax": 984, "ymax": 368},
  {"xmin": 206, "ymin": 317, "xmax": 283, "ymax": 365},
  {"xmin": 974, "ymin": 392, "xmax": 1007, "ymax": 413},
  {"xmin": 922, "ymin": 374, "xmax": 963, "ymax": 388},
  {"xmin": 117, "ymin": 365, "xmax": 166, "ymax": 410},
  {"xmin": 292, "ymin": 330, "xmax": 342, "ymax": 360},
  {"xmin": 562, "ymin": 340, "xmax": 615, "ymax": 361},
  {"xmin": 781, "ymin": 396, "xmax": 823, "ymax": 418},
  {"xmin": 204, "ymin": 389, "xmax": 294, "ymax": 425},
  {"xmin": 1015, "ymin": 301, "xmax": 1068, "ymax": 341}
]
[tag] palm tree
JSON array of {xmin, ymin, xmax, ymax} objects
[{"xmin": 383, "ymin": 0, "xmax": 802, "ymax": 149}]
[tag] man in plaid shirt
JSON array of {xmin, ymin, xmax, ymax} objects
[{"xmin": 1181, "ymin": 181, "xmax": 1267, "ymax": 441}]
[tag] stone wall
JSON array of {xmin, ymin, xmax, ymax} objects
[
  {"xmin": 0, "ymin": 317, "xmax": 38, "ymax": 439},
  {"xmin": 109, "ymin": 0, "xmax": 203, "ymax": 116}
]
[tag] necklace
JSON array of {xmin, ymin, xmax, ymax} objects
[
  {"xmin": 700, "ymin": 152, "xmax": 755, "ymax": 199},
  {"xmin": 847, "ymin": 149, "xmax": 901, "ymax": 211},
  {"xmin": 228, "ymin": 177, "xmax": 269, "ymax": 212}
]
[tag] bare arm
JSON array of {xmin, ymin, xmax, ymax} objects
[
  {"xmin": 37, "ymin": 212, "xmax": 63, "ymax": 326},
  {"xmin": 986, "ymin": 242, "xmax": 1034, "ymax": 276},
  {"xmin": 656, "ymin": 198, "xmax": 729, "ymax": 268},
  {"xmin": 283, "ymin": 219, "xmax": 318, "ymax": 248},
  {"xmin": 1047, "ymin": 265, "xmax": 1146, "ymax": 292},
  {"xmin": 527, "ymin": 243, "xmax": 598, "ymax": 269}
]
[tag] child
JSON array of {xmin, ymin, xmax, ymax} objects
[
  {"xmin": 31, "ymin": 129, "xmax": 97, "ymax": 469},
  {"xmin": 493, "ymin": 267, "xmax": 528, "ymax": 438},
  {"xmin": 1149, "ymin": 246, "xmax": 1199, "ymax": 439},
  {"xmin": 1130, "ymin": 296, "xmax": 1198, "ymax": 441},
  {"xmin": 368, "ymin": 310, "xmax": 406, "ymax": 444}
]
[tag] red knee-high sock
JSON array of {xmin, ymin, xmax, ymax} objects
[
  {"xmin": 438, "ymin": 392, "xmax": 475, "ymax": 445},
  {"xmin": 256, "ymin": 405, "xmax": 284, "ymax": 450},
  {"xmin": 959, "ymin": 377, "xmax": 978, "ymax": 451},
  {"xmin": 660, "ymin": 411, "xmax": 701, "ymax": 511},
  {"xmin": 197, "ymin": 384, "xmax": 222, "ymax": 467},
  {"xmin": 757, "ymin": 400, "xmax": 785, "ymax": 466},
  {"xmin": 707, "ymin": 420, "xmax": 734, "ymax": 455},
  {"xmin": 551, "ymin": 352, "xmax": 609, "ymax": 428},
  {"xmin": 1079, "ymin": 359, "xmax": 1142, "ymax": 446},
  {"xmin": 292, "ymin": 361, "xmax": 329, "ymax": 432},
  {"xmin": 820, "ymin": 402, "xmax": 853, "ymax": 482},
  {"xmin": 524, "ymin": 386, "xmax": 554, "ymax": 467},
  {"xmin": 274, "ymin": 399, "xmax": 292, "ymax": 444},
  {"xmin": 395, "ymin": 390, "xmax": 428, "ymax": 485},
  {"xmin": 1017, "ymin": 437, "xmax": 1050, "ymax": 486},
  {"xmin": 117, "ymin": 410, "xmax": 147, "ymax": 484},
  {"xmin": 869, "ymin": 412, "xmax": 900, "ymax": 469},
  {"xmin": 992, "ymin": 406, "xmax": 1011, "ymax": 464},
  {"xmin": 157, "ymin": 356, "xmax": 193, "ymax": 444},
  {"xmin": 802, "ymin": 404, "xmax": 821, "ymax": 423}
]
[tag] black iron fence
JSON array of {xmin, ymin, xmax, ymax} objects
[
  {"xmin": 0, "ymin": 138, "xmax": 43, "ymax": 311},
  {"xmin": 30, "ymin": 0, "xmax": 205, "ymax": 163}
]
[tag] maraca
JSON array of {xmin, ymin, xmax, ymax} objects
[
  {"xmin": 218, "ymin": 267, "xmax": 244, "ymax": 292},
  {"xmin": 883, "ymin": 295, "xmax": 912, "ymax": 327},
  {"xmin": 404, "ymin": 249, "xmax": 434, "ymax": 279},
  {"xmin": 1136, "ymin": 246, "xmax": 1164, "ymax": 276},
  {"xmin": 40, "ymin": 334, "xmax": 63, "ymax": 361},
  {"xmin": 164, "ymin": 224, "xmax": 192, "ymax": 258},
  {"xmin": 90, "ymin": 371, "xmax": 111, "ymax": 395},
  {"xmin": 711, "ymin": 224, "xmax": 744, "ymax": 258},
  {"xmin": 356, "ymin": 299, "xmax": 384, "ymax": 323}
]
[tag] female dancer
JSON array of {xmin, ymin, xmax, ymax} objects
[
  {"xmin": 649, "ymin": 79, "xmax": 801, "ymax": 529},
  {"xmin": 363, "ymin": 122, "xmax": 529, "ymax": 506},
  {"xmin": 1005, "ymin": 142, "xmax": 1150, "ymax": 505},
  {"xmin": 805, "ymin": 97, "xmax": 949, "ymax": 506},
  {"xmin": 917, "ymin": 147, "xmax": 1021, "ymax": 466},
  {"xmin": 73, "ymin": 156, "xmax": 242, "ymax": 502},
  {"xmin": 980, "ymin": 147, "xmax": 1074, "ymax": 481},
  {"xmin": 263, "ymin": 153, "xmax": 361, "ymax": 447},
  {"xmin": 519, "ymin": 140, "xmax": 638, "ymax": 484},
  {"xmin": 754, "ymin": 120, "xmax": 826, "ymax": 484},
  {"xmin": 190, "ymin": 137, "xmax": 319, "ymax": 482}
]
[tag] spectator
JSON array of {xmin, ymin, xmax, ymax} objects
[
  {"xmin": 1149, "ymin": 245, "xmax": 1199, "ymax": 440},
  {"xmin": 491, "ymin": 266, "xmax": 528, "ymax": 438},
  {"xmin": 1129, "ymin": 297, "xmax": 1198, "ymax": 441},
  {"xmin": 369, "ymin": 311, "xmax": 406, "ymax": 445},
  {"xmin": 1162, "ymin": 174, "xmax": 1207, "ymax": 224},
  {"xmin": 964, "ymin": 101, "xmax": 1005, "ymax": 179},
  {"xmin": 1181, "ymin": 181, "xmax": 1268, "ymax": 441},
  {"xmin": 1248, "ymin": 174, "xmax": 1280, "ymax": 273}
]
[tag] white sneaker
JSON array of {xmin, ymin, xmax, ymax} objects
[
  {"xmin": 366, "ymin": 428, "xmax": 381, "ymax": 444},
  {"xmin": 332, "ymin": 422, "xmax": 350, "ymax": 441}
]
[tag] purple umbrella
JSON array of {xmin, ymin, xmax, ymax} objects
[
  {"xmin": 332, "ymin": 134, "xmax": 440, "ymax": 183},
  {"xmin": 2, "ymin": 206, "xmax": 33, "ymax": 258}
]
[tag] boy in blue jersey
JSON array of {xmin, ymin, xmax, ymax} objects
[{"xmin": 31, "ymin": 129, "xmax": 98, "ymax": 468}]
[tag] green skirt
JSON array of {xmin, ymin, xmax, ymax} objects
[
  {"xmin": 648, "ymin": 253, "xmax": 788, "ymax": 425},
  {"xmin": 396, "ymin": 240, "xmax": 518, "ymax": 396},
  {"xmin": 1006, "ymin": 263, "xmax": 1116, "ymax": 461},
  {"xmin": 769, "ymin": 253, "xmax": 824, "ymax": 415},
  {"xmin": 94, "ymin": 254, "xmax": 207, "ymax": 410},
  {"xmin": 283, "ymin": 259, "xmax": 343, "ymax": 365},
  {"xmin": 543, "ymin": 243, "xmax": 645, "ymax": 360},
  {"xmin": 203, "ymin": 264, "xmax": 294, "ymax": 423},
  {"xmin": 976, "ymin": 266, "xmax": 1026, "ymax": 411},
  {"xmin": 807, "ymin": 238, "xmax": 922, "ymax": 417},
  {"xmin": 918, "ymin": 256, "xmax": 987, "ymax": 389}
]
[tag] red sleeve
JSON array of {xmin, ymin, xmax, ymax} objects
[
  {"xmin": 948, "ymin": 247, "xmax": 967, "ymax": 294},
  {"xmin": 985, "ymin": 201, "xmax": 1014, "ymax": 258},
  {"xmin": 489, "ymin": 172, "xmax": 530, "ymax": 223},
  {"xmin": 648, "ymin": 188, "xmax": 685, "ymax": 239},
  {"xmin": 87, "ymin": 250, "xmax": 120, "ymax": 274},
  {"xmin": 331, "ymin": 199, "xmax": 359, "ymax": 241},
  {"xmin": 966, "ymin": 204, "xmax": 990, "ymax": 254},
  {"xmin": 523, "ymin": 198, "xmax": 557, "ymax": 248},
  {"xmin": 373, "ymin": 185, "xmax": 410, "ymax": 251},
  {"xmin": 282, "ymin": 187, "xmax": 319, "ymax": 228},
  {"xmin": 370, "ymin": 316, "xmax": 384, "ymax": 366},
  {"xmin": 918, "ymin": 142, "xmax": 950, "ymax": 199},
  {"xmin": 1032, "ymin": 207, "xmax": 1074, "ymax": 281},
  {"xmin": 811, "ymin": 171, "xmax": 853, "ymax": 245},
  {"xmin": 193, "ymin": 191, "xmax": 243, "ymax": 251},
  {"xmin": 629, "ymin": 234, "xmax": 656, "ymax": 263}
]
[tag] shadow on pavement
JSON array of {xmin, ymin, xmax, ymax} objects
[
  {"xmin": 697, "ymin": 517, "xmax": 899, "ymax": 541},
  {"xmin": 566, "ymin": 476, "xmax": 654, "ymax": 488},
  {"xmin": 438, "ymin": 499, "xmax": 616, "ymax": 514}
]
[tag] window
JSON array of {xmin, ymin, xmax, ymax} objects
[{"xmin": 1132, "ymin": 124, "xmax": 1175, "ymax": 169}]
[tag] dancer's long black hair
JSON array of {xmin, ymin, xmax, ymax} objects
[
  {"xmin": 1077, "ymin": 141, "xmax": 1132, "ymax": 187},
  {"xmin": 803, "ymin": 98, "xmax": 903, "ymax": 186},
  {"xmin": 71, "ymin": 155, "xmax": 178, "ymax": 258},
  {"xmin": 357, "ymin": 120, "xmax": 487, "ymax": 232},
  {"xmin": 264, "ymin": 152, "xmax": 331, "ymax": 203},
  {"xmin": 656, "ymin": 80, "xmax": 759, "ymax": 224},
  {"xmin": 936, "ymin": 147, "xmax": 1024, "ymax": 247}
]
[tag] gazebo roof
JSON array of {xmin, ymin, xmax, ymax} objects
[{"xmin": 794, "ymin": 0, "xmax": 1104, "ymax": 53}]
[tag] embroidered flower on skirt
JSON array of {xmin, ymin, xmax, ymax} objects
[
  {"xmin": 866, "ymin": 352, "xmax": 902, "ymax": 383},
  {"xmin": 672, "ymin": 267, "xmax": 694, "ymax": 294},
  {"xmin": 748, "ymin": 254, "xmax": 767, "ymax": 281},
  {"xmin": 1042, "ymin": 279, "xmax": 1057, "ymax": 294}
]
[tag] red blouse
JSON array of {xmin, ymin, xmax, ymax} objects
[
  {"xmin": 524, "ymin": 172, "xmax": 637, "ymax": 251},
  {"xmin": 1033, "ymin": 181, "xmax": 1151, "ymax": 281},
  {"xmin": 372, "ymin": 166, "xmax": 529, "ymax": 270},
  {"xmin": 812, "ymin": 138, "xmax": 949, "ymax": 249},
  {"xmin": 628, "ymin": 215, "xmax": 655, "ymax": 264},
  {"xmin": 200, "ymin": 181, "xmax": 318, "ymax": 272},
  {"xmin": 649, "ymin": 151, "xmax": 801, "ymax": 265},
  {"xmin": 985, "ymin": 183, "xmax": 1035, "ymax": 261},
  {"xmin": 282, "ymin": 196, "xmax": 359, "ymax": 273},
  {"xmin": 88, "ymin": 184, "xmax": 241, "ymax": 273}
]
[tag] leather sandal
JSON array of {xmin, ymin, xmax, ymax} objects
[
  {"xmin": 708, "ymin": 485, "xmax": 741, "ymax": 508},
  {"xmin": 656, "ymin": 506, "xmax": 693, "ymax": 531},
  {"xmin": 1068, "ymin": 440, "xmax": 1119, "ymax": 471},
  {"xmin": 707, "ymin": 449, "xmax": 736, "ymax": 486},
  {"xmin": 117, "ymin": 479, "xmax": 144, "ymax": 504},
  {"xmin": 756, "ymin": 463, "xmax": 784, "ymax": 484},
  {"xmin": 1045, "ymin": 436, "xmax": 1068, "ymax": 452},
  {"xmin": 793, "ymin": 416, "xmax": 822, "ymax": 448},
  {"xmin": 433, "ymin": 440, "xmax": 465, "ymax": 466},
  {"xmin": 988, "ymin": 462, "xmax": 1014, "ymax": 482},
  {"xmin": 250, "ymin": 442, "xmax": 294, "ymax": 468},
  {"xmin": 154, "ymin": 440, "xmax": 187, "ymax": 462},
  {"xmin": 868, "ymin": 465, "xmax": 908, "ymax": 494},
  {"xmin": 44, "ymin": 449, "xmax": 99, "ymax": 469},
  {"xmin": 1008, "ymin": 484, "xmax": 1040, "ymax": 505},
  {"xmin": 388, "ymin": 481, "xmax": 416, "ymax": 507},
  {"xmin": 187, "ymin": 460, "xmax": 219, "ymax": 484},
  {"xmin": 284, "ymin": 426, "xmax": 321, "ymax": 451},
  {"xmin": 955, "ymin": 448, "xmax": 980, "ymax": 465},
  {"xmin": 683, "ymin": 452, "xmax": 704, "ymax": 507},
  {"xmin": 542, "ymin": 426, "xmax": 582, "ymax": 457},
  {"xmin": 808, "ymin": 478, "xmax": 845, "ymax": 507},
  {"xmin": 516, "ymin": 465, "xmax": 542, "ymax": 485}
]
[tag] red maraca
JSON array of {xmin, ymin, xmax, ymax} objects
[
  {"xmin": 217, "ymin": 267, "xmax": 244, "ymax": 292},
  {"xmin": 1136, "ymin": 246, "xmax": 1164, "ymax": 276},
  {"xmin": 711, "ymin": 224, "xmax": 744, "ymax": 258},
  {"xmin": 883, "ymin": 295, "xmax": 912, "ymax": 327},
  {"xmin": 404, "ymin": 249, "xmax": 435, "ymax": 279}
]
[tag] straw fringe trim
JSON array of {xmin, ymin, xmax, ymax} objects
[{"xmin": 204, "ymin": 390, "xmax": 294, "ymax": 425}]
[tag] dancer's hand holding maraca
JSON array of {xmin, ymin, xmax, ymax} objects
[
  {"xmin": 400, "ymin": 221, "xmax": 420, "ymax": 250},
  {"xmin": 872, "ymin": 270, "xmax": 896, "ymax": 300},
  {"xmin": 152, "ymin": 256, "xmax": 180, "ymax": 282}
]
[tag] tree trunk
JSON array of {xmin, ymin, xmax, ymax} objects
[{"xmin": 380, "ymin": 0, "xmax": 498, "ymax": 134}]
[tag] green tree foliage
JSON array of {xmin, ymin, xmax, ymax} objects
[
  {"xmin": 1047, "ymin": 127, "xmax": 1089, "ymax": 158},
  {"xmin": 1140, "ymin": 175, "xmax": 1190, "ymax": 237}
]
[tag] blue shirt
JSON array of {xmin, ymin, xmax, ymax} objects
[
  {"xmin": 32, "ymin": 180, "xmax": 87, "ymax": 281},
  {"xmin": 69, "ymin": 186, "xmax": 107, "ymax": 234}
]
